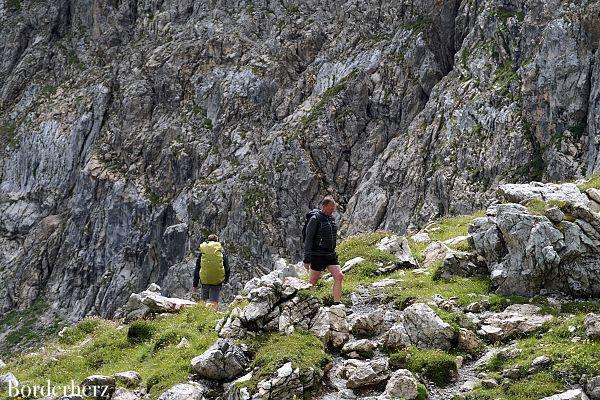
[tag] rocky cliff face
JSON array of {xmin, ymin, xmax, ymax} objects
[{"xmin": 0, "ymin": 0, "xmax": 599, "ymax": 321}]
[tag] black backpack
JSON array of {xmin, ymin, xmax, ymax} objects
[{"xmin": 301, "ymin": 209, "xmax": 320, "ymax": 243}]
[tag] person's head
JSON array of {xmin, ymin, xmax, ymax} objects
[
  {"xmin": 321, "ymin": 196, "xmax": 337, "ymax": 216},
  {"xmin": 207, "ymin": 234, "xmax": 219, "ymax": 242}
]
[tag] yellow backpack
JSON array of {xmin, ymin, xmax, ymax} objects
[{"xmin": 199, "ymin": 241, "xmax": 225, "ymax": 285}]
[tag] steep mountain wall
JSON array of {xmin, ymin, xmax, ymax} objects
[{"xmin": 0, "ymin": 0, "xmax": 598, "ymax": 321}]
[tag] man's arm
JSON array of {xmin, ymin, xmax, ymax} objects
[
  {"xmin": 223, "ymin": 253, "xmax": 230, "ymax": 283},
  {"xmin": 193, "ymin": 254, "xmax": 201, "ymax": 288},
  {"xmin": 303, "ymin": 217, "xmax": 318, "ymax": 262}
]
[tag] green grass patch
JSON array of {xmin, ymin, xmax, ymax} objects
[
  {"xmin": 0, "ymin": 120, "xmax": 18, "ymax": 148},
  {"xmin": 425, "ymin": 211, "xmax": 485, "ymax": 243},
  {"xmin": 127, "ymin": 320, "xmax": 157, "ymax": 344},
  {"xmin": 4, "ymin": 304, "xmax": 220, "ymax": 399},
  {"xmin": 390, "ymin": 347, "xmax": 457, "ymax": 386},
  {"xmin": 0, "ymin": 299, "xmax": 61, "ymax": 356},
  {"xmin": 59, "ymin": 317, "xmax": 102, "ymax": 345},
  {"xmin": 385, "ymin": 269, "xmax": 491, "ymax": 309},
  {"xmin": 242, "ymin": 331, "xmax": 332, "ymax": 393},
  {"xmin": 578, "ymin": 173, "xmax": 600, "ymax": 191},
  {"xmin": 472, "ymin": 315, "xmax": 600, "ymax": 400}
]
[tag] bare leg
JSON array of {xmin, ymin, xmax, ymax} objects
[
  {"xmin": 309, "ymin": 269, "xmax": 322, "ymax": 286},
  {"xmin": 327, "ymin": 265, "xmax": 344, "ymax": 303},
  {"xmin": 207, "ymin": 301, "xmax": 219, "ymax": 311}
]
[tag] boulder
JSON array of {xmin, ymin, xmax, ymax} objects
[
  {"xmin": 344, "ymin": 358, "xmax": 390, "ymax": 389},
  {"xmin": 478, "ymin": 304, "xmax": 553, "ymax": 342},
  {"xmin": 383, "ymin": 323, "xmax": 411, "ymax": 350},
  {"xmin": 157, "ymin": 382, "xmax": 208, "ymax": 400},
  {"xmin": 190, "ymin": 339, "xmax": 249, "ymax": 381},
  {"xmin": 586, "ymin": 375, "xmax": 600, "ymax": 400},
  {"xmin": 341, "ymin": 339, "xmax": 377, "ymax": 358},
  {"xmin": 310, "ymin": 304, "xmax": 350, "ymax": 348},
  {"xmin": 113, "ymin": 371, "xmax": 141, "ymax": 388},
  {"xmin": 585, "ymin": 313, "xmax": 600, "ymax": 340},
  {"xmin": 530, "ymin": 355, "xmax": 552, "ymax": 372},
  {"xmin": 0, "ymin": 360, "xmax": 5, "ymax": 369},
  {"xmin": 80, "ymin": 375, "xmax": 116, "ymax": 399},
  {"xmin": 436, "ymin": 250, "xmax": 487, "ymax": 280},
  {"xmin": 350, "ymin": 309, "xmax": 384, "ymax": 337},
  {"xmin": 411, "ymin": 232, "xmax": 431, "ymax": 244},
  {"xmin": 422, "ymin": 241, "xmax": 452, "ymax": 268},
  {"xmin": 384, "ymin": 369, "xmax": 419, "ymax": 399},
  {"xmin": 376, "ymin": 235, "xmax": 419, "ymax": 268},
  {"xmin": 540, "ymin": 389, "xmax": 590, "ymax": 400},
  {"xmin": 498, "ymin": 182, "xmax": 590, "ymax": 208},
  {"xmin": 254, "ymin": 362, "xmax": 303, "ymax": 400},
  {"xmin": 458, "ymin": 328, "xmax": 484, "ymax": 354},
  {"xmin": 111, "ymin": 388, "xmax": 143, "ymax": 400},
  {"xmin": 278, "ymin": 294, "xmax": 322, "ymax": 334},
  {"xmin": 117, "ymin": 285, "xmax": 196, "ymax": 321},
  {"xmin": 470, "ymin": 201, "xmax": 600, "ymax": 297},
  {"xmin": 402, "ymin": 303, "xmax": 456, "ymax": 350}
]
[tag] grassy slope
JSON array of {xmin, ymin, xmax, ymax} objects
[
  {"xmin": 2, "ymin": 305, "xmax": 220, "ymax": 399},
  {"xmin": 2, "ymin": 211, "xmax": 599, "ymax": 400}
]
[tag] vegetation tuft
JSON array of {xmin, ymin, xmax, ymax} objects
[
  {"xmin": 242, "ymin": 331, "xmax": 332, "ymax": 393},
  {"xmin": 390, "ymin": 347, "xmax": 457, "ymax": 386}
]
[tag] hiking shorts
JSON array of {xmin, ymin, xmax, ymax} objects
[
  {"xmin": 201, "ymin": 284, "xmax": 222, "ymax": 302},
  {"xmin": 309, "ymin": 254, "xmax": 339, "ymax": 272}
]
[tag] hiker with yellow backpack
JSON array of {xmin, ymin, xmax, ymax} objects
[{"xmin": 191, "ymin": 234, "xmax": 230, "ymax": 310}]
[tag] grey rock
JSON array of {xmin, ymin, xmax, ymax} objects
[
  {"xmin": 530, "ymin": 355, "xmax": 552, "ymax": 372},
  {"xmin": 470, "ymin": 200, "xmax": 600, "ymax": 297},
  {"xmin": 0, "ymin": 360, "xmax": 5, "ymax": 369},
  {"xmin": 458, "ymin": 328, "xmax": 483, "ymax": 354},
  {"xmin": 436, "ymin": 250, "xmax": 487, "ymax": 280},
  {"xmin": 253, "ymin": 361, "xmax": 322, "ymax": 400},
  {"xmin": 402, "ymin": 303, "xmax": 456, "ymax": 350},
  {"xmin": 344, "ymin": 358, "xmax": 390, "ymax": 389},
  {"xmin": 350, "ymin": 309, "xmax": 385, "ymax": 337},
  {"xmin": 383, "ymin": 323, "xmax": 412, "ymax": 350},
  {"xmin": 310, "ymin": 304, "xmax": 350, "ymax": 348},
  {"xmin": 117, "ymin": 285, "xmax": 195, "ymax": 322},
  {"xmin": 540, "ymin": 389, "xmax": 590, "ymax": 400},
  {"xmin": 498, "ymin": 183, "xmax": 590, "ymax": 208},
  {"xmin": 341, "ymin": 339, "xmax": 377, "ymax": 358},
  {"xmin": 585, "ymin": 313, "xmax": 600, "ymax": 340},
  {"xmin": 157, "ymin": 382, "xmax": 207, "ymax": 400},
  {"xmin": 113, "ymin": 371, "xmax": 142, "ymax": 389},
  {"xmin": 586, "ymin": 375, "xmax": 600, "ymax": 400},
  {"xmin": 111, "ymin": 388, "xmax": 143, "ymax": 400},
  {"xmin": 80, "ymin": 375, "xmax": 116, "ymax": 399},
  {"xmin": 1, "ymin": 0, "xmax": 599, "ymax": 336},
  {"xmin": 375, "ymin": 235, "xmax": 419, "ymax": 268},
  {"xmin": 384, "ymin": 369, "xmax": 419, "ymax": 399},
  {"xmin": 478, "ymin": 304, "xmax": 553, "ymax": 342},
  {"xmin": 190, "ymin": 339, "xmax": 249, "ymax": 381}
]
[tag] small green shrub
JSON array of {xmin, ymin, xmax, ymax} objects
[
  {"xmin": 127, "ymin": 320, "xmax": 156, "ymax": 344},
  {"xmin": 390, "ymin": 347, "xmax": 457, "ymax": 386},
  {"xmin": 153, "ymin": 330, "xmax": 181, "ymax": 352},
  {"xmin": 243, "ymin": 331, "xmax": 332, "ymax": 393},
  {"xmin": 59, "ymin": 318, "xmax": 101, "ymax": 345}
]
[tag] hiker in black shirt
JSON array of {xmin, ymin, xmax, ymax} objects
[{"xmin": 303, "ymin": 196, "xmax": 344, "ymax": 303}]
